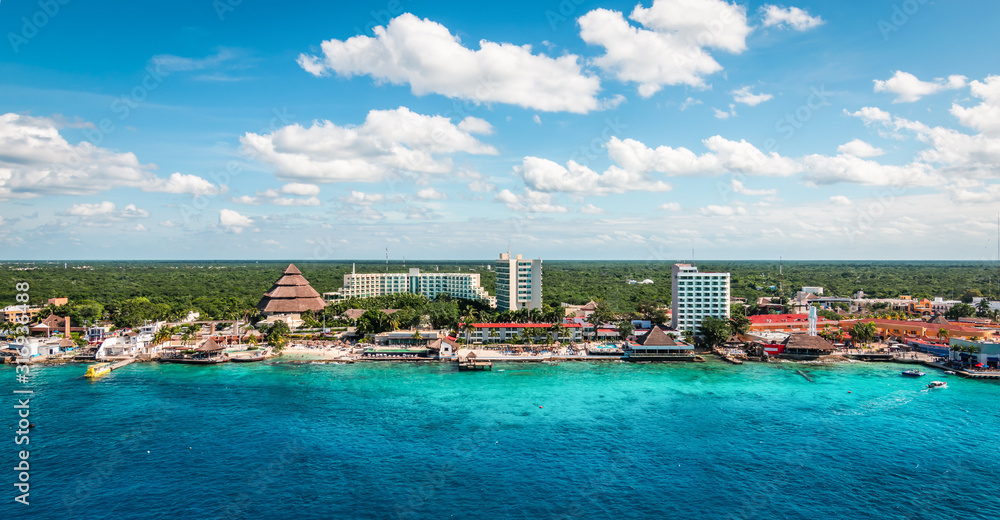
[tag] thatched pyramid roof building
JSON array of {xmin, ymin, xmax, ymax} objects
[
  {"xmin": 256, "ymin": 264, "xmax": 327, "ymax": 315},
  {"xmin": 635, "ymin": 325, "xmax": 678, "ymax": 347}
]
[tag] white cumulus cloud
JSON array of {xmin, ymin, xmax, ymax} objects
[
  {"xmin": 837, "ymin": 139, "xmax": 885, "ymax": 158},
  {"xmin": 579, "ymin": 0, "xmax": 752, "ymax": 97},
  {"xmin": 219, "ymin": 209, "xmax": 254, "ymax": 232},
  {"xmin": 516, "ymin": 155, "xmax": 672, "ymax": 196},
  {"xmin": 493, "ymin": 189, "xmax": 567, "ymax": 213},
  {"xmin": 0, "ymin": 113, "xmax": 219, "ymax": 200},
  {"xmin": 731, "ymin": 86, "xmax": 773, "ymax": 106},
  {"xmin": 873, "ymin": 71, "xmax": 967, "ymax": 103},
  {"xmin": 61, "ymin": 201, "xmax": 150, "ymax": 220},
  {"xmin": 579, "ymin": 204, "xmax": 606, "ymax": 215},
  {"xmin": 298, "ymin": 13, "xmax": 602, "ymax": 113},
  {"xmin": 62, "ymin": 201, "xmax": 116, "ymax": 217},
  {"xmin": 760, "ymin": 5, "xmax": 824, "ymax": 31},
  {"xmin": 950, "ymin": 75, "xmax": 1000, "ymax": 136},
  {"xmin": 416, "ymin": 187, "xmax": 447, "ymax": 200},
  {"xmin": 241, "ymin": 107, "xmax": 497, "ymax": 184}
]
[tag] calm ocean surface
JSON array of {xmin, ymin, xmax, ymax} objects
[{"xmin": 3, "ymin": 360, "xmax": 999, "ymax": 520}]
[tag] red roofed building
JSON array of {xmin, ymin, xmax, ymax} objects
[
  {"xmin": 839, "ymin": 318, "xmax": 993, "ymax": 341},
  {"xmin": 749, "ymin": 313, "xmax": 839, "ymax": 333}
]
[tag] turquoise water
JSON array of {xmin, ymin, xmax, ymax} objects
[{"xmin": 3, "ymin": 360, "xmax": 999, "ymax": 519}]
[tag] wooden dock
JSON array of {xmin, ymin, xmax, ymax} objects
[
  {"xmin": 922, "ymin": 361, "xmax": 1000, "ymax": 379},
  {"xmin": 108, "ymin": 358, "xmax": 136, "ymax": 371},
  {"xmin": 457, "ymin": 357, "xmax": 493, "ymax": 371},
  {"xmin": 846, "ymin": 353, "xmax": 895, "ymax": 362}
]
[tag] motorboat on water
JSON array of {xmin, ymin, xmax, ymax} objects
[
  {"xmin": 927, "ymin": 381, "xmax": 947, "ymax": 389},
  {"xmin": 944, "ymin": 371, "xmax": 956, "ymax": 375},
  {"xmin": 85, "ymin": 363, "xmax": 112, "ymax": 378},
  {"xmin": 901, "ymin": 370, "xmax": 926, "ymax": 377}
]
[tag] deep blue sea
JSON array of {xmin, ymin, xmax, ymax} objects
[{"xmin": 2, "ymin": 360, "xmax": 999, "ymax": 520}]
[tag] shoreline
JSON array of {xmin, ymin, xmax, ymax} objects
[{"xmin": 9, "ymin": 345, "xmax": 1000, "ymax": 379}]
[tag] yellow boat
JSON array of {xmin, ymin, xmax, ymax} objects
[{"xmin": 85, "ymin": 362, "xmax": 112, "ymax": 378}]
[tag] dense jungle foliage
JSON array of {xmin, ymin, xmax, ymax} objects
[{"xmin": 2, "ymin": 260, "xmax": 998, "ymax": 327}]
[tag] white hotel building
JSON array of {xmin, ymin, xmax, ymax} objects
[
  {"xmin": 325, "ymin": 266, "xmax": 490, "ymax": 303},
  {"xmin": 495, "ymin": 252, "xmax": 542, "ymax": 311},
  {"xmin": 671, "ymin": 263, "xmax": 731, "ymax": 333}
]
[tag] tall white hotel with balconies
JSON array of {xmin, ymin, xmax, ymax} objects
[
  {"xmin": 495, "ymin": 252, "xmax": 542, "ymax": 311},
  {"xmin": 671, "ymin": 263, "xmax": 731, "ymax": 332}
]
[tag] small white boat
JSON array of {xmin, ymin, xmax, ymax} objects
[
  {"xmin": 944, "ymin": 371, "xmax": 956, "ymax": 375},
  {"xmin": 927, "ymin": 381, "xmax": 947, "ymax": 389},
  {"xmin": 902, "ymin": 370, "xmax": 925, "ymax": 377}
]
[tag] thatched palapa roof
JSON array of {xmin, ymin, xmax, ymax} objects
[
  {"xmin": 196, "ymin": 338, "xmax": 225, "ymax": 352},
  {"xmin": 784, "ymin": 333, "xmax": 835, "ymax": 351},
  {"xmin": 256, "ymin": 264, "xmax": 327, "ymax": 314},
  {"xmin": 926, "ymin": 314, "xmax": 949, "ymax": 325},
  {"xmin": 636, "ymin": 325, "xmax": 678, "ymax": 347}
]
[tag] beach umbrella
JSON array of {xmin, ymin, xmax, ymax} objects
[{"xmin": 975, "ymin": 363, "xmax": 985, "ymax": 367}]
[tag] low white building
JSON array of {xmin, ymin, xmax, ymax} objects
[
  {"xmin": 460, "ymin": 322, "xmax": 584, "ymax": 344},
  {"xmin": 326, "ymin": 266, "xmax": 490, "ymax": 302},
  {"xmin": 100, "ymin": 333, "xmax": 153, "ymax": 358},
  {"xmin": 932, "ymin": 297, "xmax": 962, "ymax": 314}
]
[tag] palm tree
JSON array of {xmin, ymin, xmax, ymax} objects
[
  {"xmin": 977, "ymin": 298, "xmax": 992, "ymax": 317},
  {"xmin": 528, "ymin": 308, "xmax": 543, "ymax": 324},
  {"xmin": 546, "ymin": 305, "xmax": 566, "ymax": 324},
  {"xmin": 937, "ymin": 328, "xmax": 950, "ymax": 341},
  {"xmin": 152, "ymin": 327, "xmax": 171, "ymax": 346},
  {"xmin": 462, "ymin": 320, "xmax": 477, "ymax": 344},
  {"xmin": 488, "ymin": 327, "xmax": 499, "ymax": 344},
  {"xmin": 851, "ymin": 321, "xmax": 877, "ymax": 348},
  {"xmin": 548, "ymin": 323, "xmax": 564, "ymax": 343}
]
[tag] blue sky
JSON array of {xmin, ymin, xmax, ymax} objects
[{"xmin": 2, "ymin": 0, "xmax": 1000, "ymax": 261}]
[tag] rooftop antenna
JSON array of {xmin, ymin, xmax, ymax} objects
[
  {"xmin": 403, "ymin": 256, "xmax": 405, "ymax": 269},
  {"xmin": 779, "ymin": 256, "xmax": 784, "ymax": 302},
  {"xmin": 808, "ymin": 306, "xmax": 817, "ymax": 336},
  {"xmin": 385, "ymin": 246, "xmax": 389, "ymax": 273}
]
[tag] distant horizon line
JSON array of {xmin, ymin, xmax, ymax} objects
[{"xmin": 2, "ymin": 259, "xmax": 999, "ymax": 264}]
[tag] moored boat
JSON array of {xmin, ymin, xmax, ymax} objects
[
  {"xmin": 902, "ymin": 370, "xmax": 925, "ymax": 377},
  {"xmin": 230, "ymin": 347, "xmax": 272, "ymax": 363},
  {"xmin": 85, "ymin": 362, "xmax": 112, "ymax": 378}
]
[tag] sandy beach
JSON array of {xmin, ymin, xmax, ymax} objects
[{"xmin": 279, "ymin": 345, "xmax": 357, "ymax": 362}]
